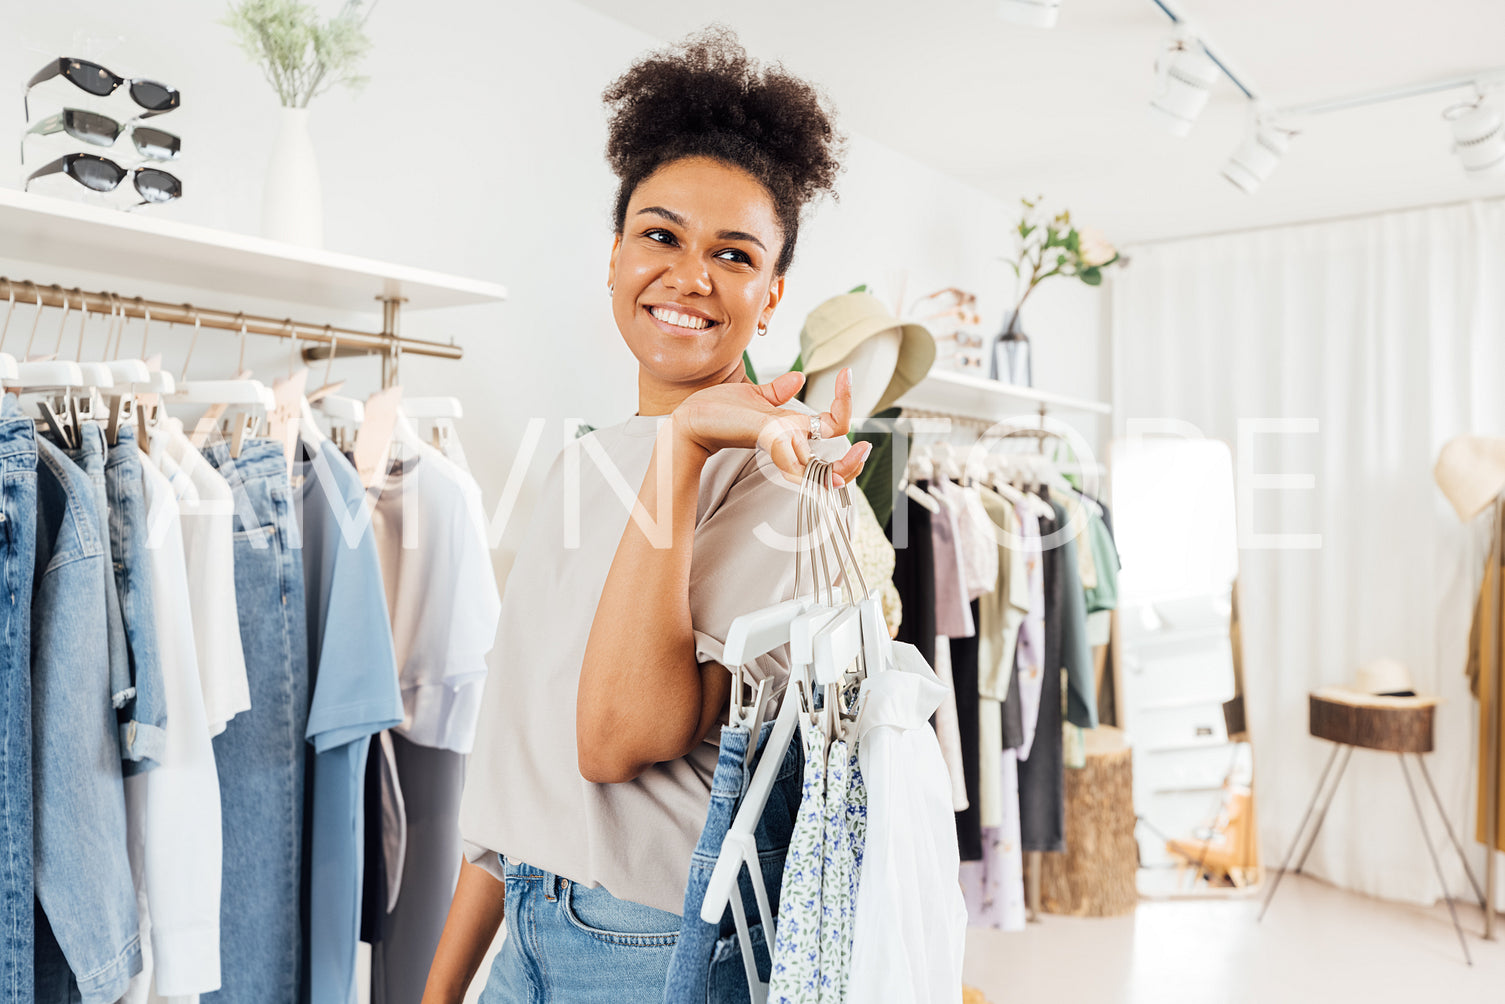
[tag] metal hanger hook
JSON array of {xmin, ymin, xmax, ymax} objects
[
  {"xmin": 24, "ymin": 282, "xmax": 43, "ymax": 359},
  {"xmin": 323, "ymin": 325, "xmax": 336, "ymax": 388},
  {"xmin": 236, "ymin": 313, "xmax": 248, "ymax": 374},
  {"xmin": 284, "ymin": 319, "xmax": 297, "ymax": 376},
  {"xmin": 180, "ymin": 308, "xmax": 202, "ymax": 383},
  {"xmin": 0, "ymin": 283, "xmax": 15, "ymax": 354},
  {"xmin": 137, "ymin": 300, "xmax": 151, "ymax": 359},
  {"xmin": 72, "ymin": 291, "xmax": 88, "ymax": 362},
  {"xmin": 52, "ymin": 287, "xmax": 70, "ymax": 357}
]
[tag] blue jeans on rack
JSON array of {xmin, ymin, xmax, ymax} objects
[
  {"xmin": 63, "ymin": 424, "xmax": 133, "ymax": 728},
  {"xmin": 201, "ymin": 441, "xmax": 309, "ymax": 1004},
  {"xmin": 31, "ymin": 431, "xmax": 140, "ymax": 1004},
  {"xmin": 480, "ymin": 858, "xmax": 683, "ymax": 1004},
  {"xmin": 104, "ymin": 423, "xmax": 166, "ymax": 773},
  {"xmin": 664, "ymin": 720, "xmax": 803, "ymax": 1004},
  {"xmin": 0, "ymin": 399, "xmax": 37, "ymax": 1004}
]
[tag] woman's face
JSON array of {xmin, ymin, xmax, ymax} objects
[{"xmin": 608, "ymin": 156, "xmax": 785, "ymax": 389}]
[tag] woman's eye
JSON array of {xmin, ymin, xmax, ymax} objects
[
  {"xmin": 644, "ymin": 228, "xmax": 676, "ymax": 244},
  {"xmin": 716, "ymin": 249, "xmax": 752, "ymax": 264}
]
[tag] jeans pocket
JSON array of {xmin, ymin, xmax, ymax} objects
[{"xmin": 561, "ymin": 880, "xmax": 680, "ymax": 948}]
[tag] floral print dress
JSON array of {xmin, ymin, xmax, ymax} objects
[{"xmin": 769, "ymin": 721, "xmax": 828, "ymax": 1003}]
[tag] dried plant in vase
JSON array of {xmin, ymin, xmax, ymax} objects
[
  {"xmin": 992, "ymin": 196, "xmax": 1121, "ymax": 386},
  {"xmin": 223, "ymin": 0, "xmax": 375, "ymax": 246}
]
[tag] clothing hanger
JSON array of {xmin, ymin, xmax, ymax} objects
[
  {"xmin": 703, "ymin": 468, "xmax": 846, "ymax": 1002},
  {"xmin": 173, "ymin": 312, "xmax": 273, "ymax": 458},
  {"xmin": 401, "ymin": 395, "xmax": 464, "ymax": 454},
  {"xmin": 0, "ymin": 287, "xmax": 18, "ymax": 384}
]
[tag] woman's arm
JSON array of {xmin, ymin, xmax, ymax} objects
[
  {"xmin": 578, "ymin": 370, "xmax": 868, "ymax": 783},
  {"xmin": 577, "ymin": 418, "xmax": 722, "ymax": 783},
  {"xmin": 420, "ymin": 858, "xmax": 508, "ymax": 1004}
]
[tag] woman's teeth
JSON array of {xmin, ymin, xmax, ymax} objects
[{"xmin": 649, "ymin": 307, "xmax": 713, "ymax": 330}]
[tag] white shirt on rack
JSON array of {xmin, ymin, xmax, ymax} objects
[
  {"xmin": 151, "ymin": 421, "xmax": 251, "ymax": 734},
  {"xmin": 120, "ymin": 459, "xmax": 223, "ymax": 1002},
  {"xmin": 849, "ymin": 641, "xmax": 967, "ymax": 1004}
]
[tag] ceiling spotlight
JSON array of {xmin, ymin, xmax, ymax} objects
[
  {"xmin": 1223, "ymin": 116, "xmax": 1295, "ymax": 194},
  {"xmin": 997, "ymin": 0, "xmax": 1061, "ymax": 28},
  {"xmin": 1444, "ymin": 95, "xmax": 1505, "ymax": 178},
  {"xmin": 1148, "ymin": 32, "xmax": 1220, "ymax": 137}
]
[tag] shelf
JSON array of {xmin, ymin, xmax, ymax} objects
[
  {"xmin": 0, "ymin": 188, "xmax": 507, "ymax": 314},
  {"xmin": 894, "ymin": 369, "xmax": 1111, "ymax": 422}
]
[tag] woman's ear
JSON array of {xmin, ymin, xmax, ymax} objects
[
  {"xmin": 758, "ymin": 273, "xmax": 786, "ymax": 334},
  {"xmin": 607, "ymin": 233, "xmax": 622, "ymax": 291}
]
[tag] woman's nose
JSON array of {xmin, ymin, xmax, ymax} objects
[{"xmin": 661, "ymin": 252, "xmax": 712, "ymax": 296}]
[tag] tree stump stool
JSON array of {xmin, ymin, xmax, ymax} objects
[{"xmin": 1041, "ymin": 725, "xmax": 1138, "ymax": 917}]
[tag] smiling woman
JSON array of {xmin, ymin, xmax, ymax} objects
[{"xmin": 422, "ymin": 26, "xmax": 868, "ymax": 1004}]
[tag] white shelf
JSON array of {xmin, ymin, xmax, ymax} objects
[
  {"xmin": 894, "ymin": 369, "xmax": 1111, "ymax": 421},
  {"xmin": 0, "ymin": 188, "xmax": 507, "ymax": 313}
]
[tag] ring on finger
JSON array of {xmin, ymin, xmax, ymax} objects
[{"xmin": 808, "ymin": 415, "xmax": 822, "ymax": 441}]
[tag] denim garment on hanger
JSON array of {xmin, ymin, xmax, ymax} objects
[
  {"xmin": 201, "ymin": 440, "xmax": 310, "ymax": 1004},
  {"xmin": 664, "ymin": 719, "xmax": 803, "ymax": 1004},
  {"xmin": 63, "ymin": 424, "xmax": 133, "ymax": 734},
  {"xmin": 31, "ymin": 431, "xmax": 141, "ymax": 1004},
  {"xmin": 0, "ymin": 398, "xmax": 37, "ymax": 1004},
  {"xmin": 104, "ymin": 423, "xmax": 167, "ymax": 773}
]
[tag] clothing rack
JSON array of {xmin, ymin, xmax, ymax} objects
[
  {"xmin": 900, "ymin": 401, "xmax": 1054, "ymax": 452},
  {"xmin": 0, "ymin": 276, "xmax": 462, "ymax": 390}
]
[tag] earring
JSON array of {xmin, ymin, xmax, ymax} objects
[
  {"xmin": 757, "ymin": 324, "xmax": 768, "ymax": 335},
  {"xmin": 607, "ymin": 285, "xmax": 614, "ymax": 295}
]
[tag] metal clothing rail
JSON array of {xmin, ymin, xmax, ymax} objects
[{"xmin": 0, "ymin": 276, "xmax": 462, "ymax": 389}]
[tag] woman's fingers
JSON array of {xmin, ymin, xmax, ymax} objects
[
  {"xmin": 831, "ymin": 440, "xmax": 872, "ymax": 487},
  {"xmin": 824, "ymin": 367, "xmax": 853, "ymax": 438},
  {"xmin": 758, "ymin": 370, "xmax": 805, "ymax": 407}
]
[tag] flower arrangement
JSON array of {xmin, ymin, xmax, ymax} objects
[
  {"xmin": 224, "ymin": 0, "xmax": 374, "ymax": 107},
  {"xmin": 1002, "ymin": 196, "xmax": 1120, "ymax": 327}
]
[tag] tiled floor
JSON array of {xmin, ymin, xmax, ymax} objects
[{"xmin": 963, "ymin": 875, "xmax": 1504, "ymax": 1004}]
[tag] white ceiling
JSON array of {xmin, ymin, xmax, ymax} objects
[{"xmin": 574, "ymin": 0, "xmax": 1505, "ymax": 244}]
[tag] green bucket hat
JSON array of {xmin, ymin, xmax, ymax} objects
[{"xmin": 799, "ymin": 292, "xmax": 936, "ymax": 413}]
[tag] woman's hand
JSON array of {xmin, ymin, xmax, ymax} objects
[{"xmin": 672, "ymin": 367, "xmax": 873, "ymax": 486}]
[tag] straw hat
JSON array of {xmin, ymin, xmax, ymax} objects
[
  {"xmin": 799, "ymin": 292, "xmax": 935, "ymax": 414},
  {"xmin": 1352, "ymin": 658, "xmax": 1416, "ymax": 698},
  {"xmin": 1434, "ymin": 435, "xmax": 1505, "ymax": 521}
]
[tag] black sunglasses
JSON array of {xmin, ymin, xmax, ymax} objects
[
  {"xmin": 24, "ymin": 152, "xmax": 182, "ymax": 205},
  {"xmin": 25, "ymin": 109, "xmax": 180, "ymax": 162},
  {"xmin": 24, "ymin": 58, "xmax": 179, "ymax": 120}
]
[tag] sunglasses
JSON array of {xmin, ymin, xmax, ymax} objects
[
  {"xmin": 24, "ymin": 58, "xmax": 179, "ymax": 121},
  {"xmin": 24, "ymin": 152, "xmax": 182, "ymax": 205},
  {"xmin": 25, "ymin": 109, "xmax": 181, "ymax": 162}
]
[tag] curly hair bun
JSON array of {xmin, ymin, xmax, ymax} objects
[{"xmin": 604, "ymin": 26, "xmax": 846, "ymax": 274}]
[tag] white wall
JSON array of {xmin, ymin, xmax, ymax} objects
[
  {"xmin": 5, "ymin": 2, "xmax": 1105, "ymax": 995},
  {"xmin": 6, "ymin": 0, "xmax": 1107, "ymax": 574}
]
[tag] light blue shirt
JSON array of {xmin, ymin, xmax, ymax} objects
[{"xmin": 296, "ymin": 439, "xmax": 403, "ymax": 1004}]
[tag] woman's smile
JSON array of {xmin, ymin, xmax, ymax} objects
[{"xmin": 643, "ymin": 303, "xmax": 719, "ymax": 336}]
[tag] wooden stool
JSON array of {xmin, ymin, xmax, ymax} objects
[
  {"xmin": 1257, "ymin": 687, "xmax": 1486, "ymax": 965},
  {"xmin": 1041, "ymin": 726, "xmax": 1138, "ymax": 917}
]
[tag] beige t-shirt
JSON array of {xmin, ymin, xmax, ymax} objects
[{"xmin": 460, "ymin": 406, "xmax": 845, "ymax": 914}]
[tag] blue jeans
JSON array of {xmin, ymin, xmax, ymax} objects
[
  {"xmin": 104, "ymin": 423, "xmax": 166, "ymax": 773},
  {"xmin": 0, "ymin": 402, "xmax": 37, "ymax": 1004},
  {"xmin": 480, "ymin": 859, "xmax": 683, "ymax": 1003},
  {"xmin": 31, "ymin": 433, "xmax": 140, "ymax": 1004},
  {"xmin": 665, "ymin": 722, "xmax": 802, "ymax": 1004},
  {"xmin": 62, "ymin": 424, "xmax": 133, "ymax": 726},
  {"xmin": 201, "ymin": 441, "xmax": 309, "ymax": 1004}
]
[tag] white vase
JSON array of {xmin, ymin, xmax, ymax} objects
[{"xmin": 261, "ymin": 106, "xmax": 324, "ymax": 247}]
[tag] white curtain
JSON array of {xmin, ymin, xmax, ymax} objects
[{"xmin": 1112, "ymin": 198, "xmax": 1505, "ymax": 906}]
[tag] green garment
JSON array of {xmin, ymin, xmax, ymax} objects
[
  {"xmin": 1083, "ymin": 513, "xmax": 1120, "ymax": 615},
  {"xmin": 1053, "ymin": 501, "xmax": 1099, "ymax": 730}
]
